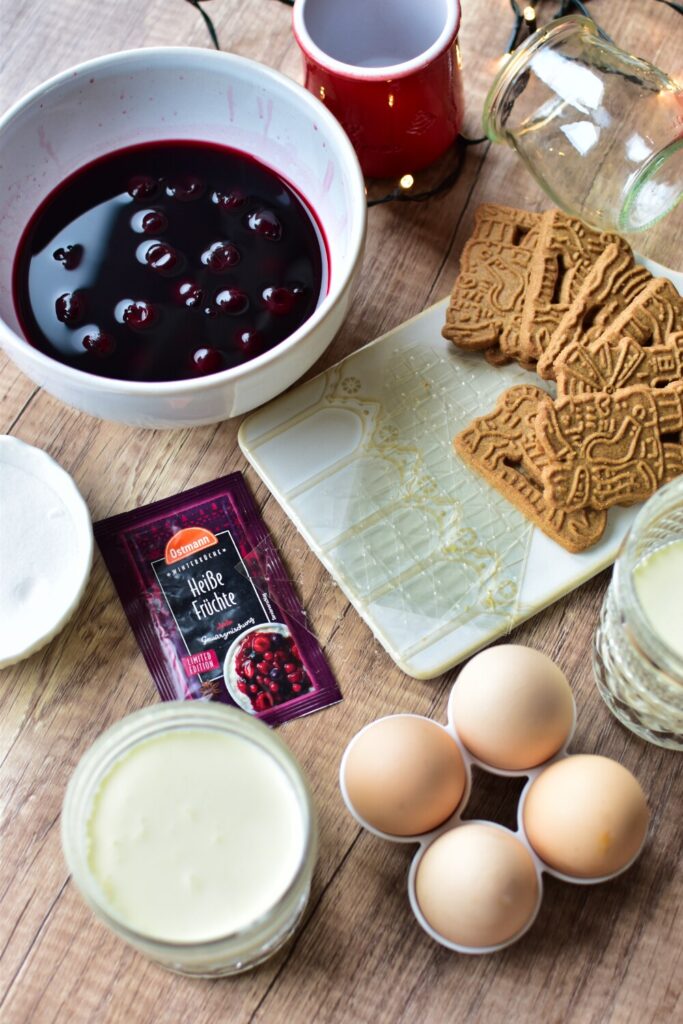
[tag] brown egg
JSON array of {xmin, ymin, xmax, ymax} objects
[
  {"xmin": 343, "ymin": 716, "xmax": 466, "ymax": 836},
  {"xmin": 523, "ymin": 754, "xmax": 650, "ymax": 878},
  {"xmin": 449, "ymin": 644, "xmax": 574, "ymax": 770},
  {"xmin": 415, "ymin": 824, "xmax": 540, "ymax": 949}
]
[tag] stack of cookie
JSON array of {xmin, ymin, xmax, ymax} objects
[{"xmin": 444, "ymin": 204, "xmax": 683, "ymax": 553}]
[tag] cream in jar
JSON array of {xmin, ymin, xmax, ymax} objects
[
  {"xmin": 63, "ymin": 703, "xmax": 317, "ymax": 974},
  {"xmin": 87, "ymin": 729, "xmax": 304, "ymax": 943},
  {"xmin": 633, "ymin": 538, "xmax": 683, "ymax": 660},
  {"xmin": 593, "ymin": 477, "xmax": 683, "ymax": 749}
]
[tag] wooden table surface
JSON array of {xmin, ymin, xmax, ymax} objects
[{"xmin": 1, "ymin": 2, "xmax": 682, "ymax": 1022}]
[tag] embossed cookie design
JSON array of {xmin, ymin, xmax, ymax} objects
[
  {"xmin": 537, "ymin": 245, "xmax": 652, "ymax": 380},
  {"xmin": 555, "ymin": 332, "xmax": 683, "ymax": 397},
  {"xmin": 536, "ymin": 383, "xmax": 683, "ymax": 511},
  {"xmin": 444, "ymin": 204, "xmax": 683, "ymax": 550},
  {"xmin": 597, "ymin": 278, "xmax": 683, "ymax": 349},
  {"xmin": 454, "ymin": 385, "xmax": 607, "ymax": 552},
  {"xmin": 442, "ymin": 204, "xmax": 541, "ymax": 361},
  {"xmin": 518, "ymin": 210, "xmax": 627, "ymax": 363}
]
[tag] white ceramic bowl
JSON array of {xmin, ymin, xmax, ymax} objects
[{"xmin": 0, "ymin": 48, "xmax": 366, "ymax": 427}]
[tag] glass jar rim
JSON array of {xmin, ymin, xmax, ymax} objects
[
  {"xmin": 61, "ymin": 701, "xmax": 317, "ymax": 952},
  {"xmin": 614, "ymin": 477, "xmax": 683, "ymax": 683},
  {"xmin": 619, "ymin": 138, "xmax": 683, "ymax": 232}
]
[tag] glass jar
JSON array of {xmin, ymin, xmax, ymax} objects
[
  {"xmin": 62, "ymin": 702, "xmax": 317, "ymax": 975},
  {"xmin": 593, "ymin": 477, "xmax": 683, "ymax": 750},
  {"xmin": 483, "ymin": 15, "xmax": 683, "ymax": 232}
]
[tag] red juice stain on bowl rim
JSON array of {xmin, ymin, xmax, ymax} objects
[{"xmin": 12, "ymin": 139, "xmax": 331, "ymax": 385}]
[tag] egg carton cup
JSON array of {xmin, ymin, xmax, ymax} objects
[{"xmin": 339, "ymin": 691, "xmax": 647, "ymax": 955}]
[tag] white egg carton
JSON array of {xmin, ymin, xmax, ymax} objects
[{"xmin": 339, "ymin": 686, "xmax": 647, "ymax": 955}]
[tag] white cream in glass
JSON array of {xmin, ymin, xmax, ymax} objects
[
  {"xmin": 62, "ymin": 703, "xmax": 317, "ymax": 974},
  {"xmin": 593, "ymin": 477, "xmax": 683, "ymax": 750}
]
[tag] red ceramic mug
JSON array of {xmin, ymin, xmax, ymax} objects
[{"xmin": 292, "ymin": 0, "xmax": 464, "ymax": 179}]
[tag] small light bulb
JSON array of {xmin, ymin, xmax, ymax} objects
[
  {"xmin": 388, "ymin": 93, "xmax": 395, "ymax": 108},
  {"xmin": 523, "ymin": 5, "xmax": 536, "ymax": 21},
  {"xmin": 399, "ymin": 174, "xmax": 414, "ymax": 190}
]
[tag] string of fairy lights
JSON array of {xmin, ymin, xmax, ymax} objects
[{"xmin": 183, "ymin": 0, "xmax": 683, "ymax": 206}]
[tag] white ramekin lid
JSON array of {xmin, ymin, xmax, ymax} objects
[{"xmin": 0, "ymin": 435, "xmax": 93, "ymax": 667}]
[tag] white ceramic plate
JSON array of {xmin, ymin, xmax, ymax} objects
[
  {"xmin": 239, "ymin": 258, "xmax": 683, "ymax": 679},
  {"xmin": 0, "ymin": 436, "xmax": 93, "ymax": 667}
]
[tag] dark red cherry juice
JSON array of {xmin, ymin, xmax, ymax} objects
[{"xmin": 13, "ymin": 141, "xmax": 328, "ymax": 382}]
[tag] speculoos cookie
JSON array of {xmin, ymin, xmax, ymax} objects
[
  {"xmin": 535, "ymin": 383, "xmax": 683, "ymax": 512},
  {"xmin": 536, "ymin": 244, "xmax": 650, "ymax": 380},
  {"xmin": 518, "ymin": 210, "xmax": 626, "ymax": 364},
  {"xmin": 555, "ymin": 331, "xmax": 683, "ymax": 397},
  {"xmin": 442, "ymin": 205, "xmax": 541, "ymax": 361},
  {"xmin": 454, "ymin": 384, "xmax": 608, "ymax": 553}
]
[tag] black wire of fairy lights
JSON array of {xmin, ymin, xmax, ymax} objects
[
  {"xmin": 184, "ymin": 0, "xmax": 683, "ymax": 207},
  {"xmin": 184, "ymin": 0, "xmax": 222, "ymax": 49}
]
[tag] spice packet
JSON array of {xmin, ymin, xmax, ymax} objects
[{"xmin": 94, "ymin": 473, "xmax": 342, "ymax": 725}]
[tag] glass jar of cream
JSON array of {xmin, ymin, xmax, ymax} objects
[
  {"xmin": 593, "ymin": 477, "xmax": 683, "ymax": 750},
  {"xmin": 62, "ymin": 702, "xmax": 317, "ymax": 975}
]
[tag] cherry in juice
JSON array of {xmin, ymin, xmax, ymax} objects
[{"xmin": 13, "ymin": 141, "xmax": 327, "ymax": 383}]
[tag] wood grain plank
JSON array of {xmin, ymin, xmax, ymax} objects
[{"xmin": 0, "ymin": 1, "xmax": 682, "ymax": 1022}]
